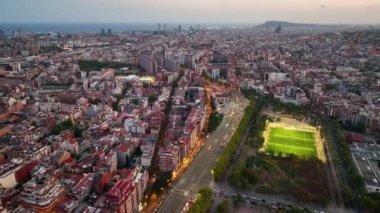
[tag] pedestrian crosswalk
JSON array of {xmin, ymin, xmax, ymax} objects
[{"xmin": 172, "ymin": 189, "xmax": 196, "ymax": 198}]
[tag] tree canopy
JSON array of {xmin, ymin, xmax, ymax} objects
[{"xmin": 188, "ymin": 187, "xmax": 213, "ymax": 213}]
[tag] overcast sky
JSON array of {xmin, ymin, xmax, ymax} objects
[{"xmin": 1, "ymin": 0, "xmax": 379, "ymax": 24}]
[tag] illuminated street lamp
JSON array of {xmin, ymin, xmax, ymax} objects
[{"xmin": 151, "ymin": 193, "xmax": 157, "ymax": 199}]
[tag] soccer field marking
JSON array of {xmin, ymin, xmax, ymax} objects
[
  {"xmin": 266, "ymin": 128, "xmax": 318, "ymax": 157},
  {"xmin": 270, "ymin": 134, "xmax": 314, "ymax": 140},
  {"xmin": 270, "ymin": 128, "xmax": 314, "ymax": 138},
  {"xmin": 267, "ymin": 142, "xmax": 316, "ymax": 151},
  {"xmin": 268, "ymin": 140, "xmax": 316, "ymax": 151},
  {"xmin": 270, "ymin": 133, "xmax": 315, "ymax": 143},
  {"xmin": 262, "ymin": 121, "xmax": 325, "ymax": 160}
]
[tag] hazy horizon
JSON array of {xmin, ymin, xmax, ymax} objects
[
  {"xmin": 0, "ymin": 21, "xmax": 379, "ymax": 25},
  {"xmin": 1, "ymin": 0, "xmax": 380, "ymax": 25}
]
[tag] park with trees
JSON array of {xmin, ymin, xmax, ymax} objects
[
  {"xmin": 212, "ymin": 89, "xmax": 380, "ymax": 211},
  {"xmin": 78, "ymin": 60, "xmax": 139, "ymax": 71},
  {"xmin": 213, "ymin": 90, "xmax": 330, "ymax": 205},
  {"xmin": 51, "ymin": 119, "xmax": 87, "ymax": 138}
]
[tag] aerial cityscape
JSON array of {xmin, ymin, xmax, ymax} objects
[{"xmin": 0, "ymin": 0, "xmax": 380, "ymax": 213}]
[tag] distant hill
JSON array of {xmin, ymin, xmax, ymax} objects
[
  {"xmin": 258, "ymin": 21, "xmax": 328, "ymax": 28},
  {"xmin": 256, "ymin": 21, "xmax": 343, "ymax": 32}
]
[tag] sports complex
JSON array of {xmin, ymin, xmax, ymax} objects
[{"xmin": 260, "ymin": 118, "xmax": 326, "ymax": 162}]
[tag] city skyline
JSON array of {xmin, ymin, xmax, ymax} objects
[
  {"xmin": 1, "ymin": 0, "xmax": 380, "ymax": 24},
  {"xmin": 1, "ymin": 1, "xmax": 380, "ymax": 213}
]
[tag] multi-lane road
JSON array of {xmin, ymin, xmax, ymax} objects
[{"xmin": 158, "ymin": 94, "xmax": 247, "ymax": 213}]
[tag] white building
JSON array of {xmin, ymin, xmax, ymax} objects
[
  {"xmin": 211, "ymin": 68, "xmax": 220, "ymax": 79},
  {"xmin": 265, "ymin": 72, "xmax": 289, "ymax": 82}
]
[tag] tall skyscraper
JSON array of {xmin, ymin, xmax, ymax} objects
[
  {"xmin": 275, "ymin": 25, "xmax": 282, "ymax": 33},
  {"xmin": 158, "ymin": 23, "xmax": 161, "ymax": 31},
  {"xmin": 163, "ymin": 23, "xmax": 167, "ymax": 31},
  {"xmin": 100, "ymin": 28, "xmax": 106, "ymax": 36},
  {"xmin": 178, "ymin": 25, "xmax": 182, "ymax": 33}
]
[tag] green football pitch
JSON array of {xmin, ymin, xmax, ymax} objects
[{"xmin": 266, "ymin": 127, "xmax": 317, "ymax": 158}]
